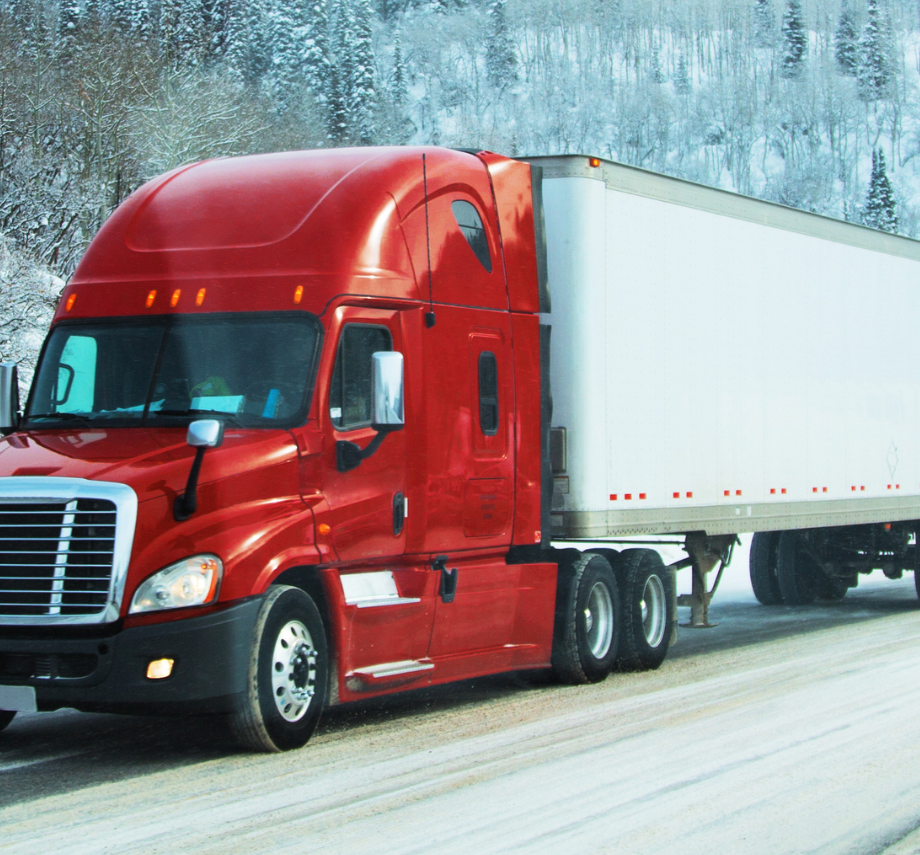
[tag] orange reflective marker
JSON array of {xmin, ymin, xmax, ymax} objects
[
  {"xmin": 170, "ymin": 289, "xmax": 181, "ymax": 308},
  {"xmin": 294, "ymin": 285, "xmax": 304, "ymax": 304},
  {"xmin": 146, "ymin": 290, "xmax": 157, "ymax": 308},
  {"xmin": 196, "ymin": 288, "xmax": 206, "ymax": 306},
  {"xmin": 65, "ymin": 293, "xmax": 77, "ymax": 312}
]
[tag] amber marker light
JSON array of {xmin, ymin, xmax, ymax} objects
[
  {"xmin": 196, "ymin": 288, "xmax": 206, "ymax": 306},
  {"xmin": 170, "ymin": 289, "xmax": 182, "ymax": 307},
  {"xmin": 317, "ymin": 523, "xmax": 331, "ymax": 536},
  {"xmin": 65, "ymin": 293, "xmax": 77, "ymax": 312},
  {"xmin": 294, "ymin": 285, "xmax": 304, "ymax": 304},
  {"xmin": 588, "ymin": 157, "xmax": 601, "ymax": 168},
  {"xmin": 146, "ymin": 658, "xmax": 174, "ymax": 680},
  {"xmin": 146, "ymin": 290, "xmax": 157, "ymax": 308}
]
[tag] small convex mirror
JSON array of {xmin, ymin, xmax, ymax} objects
[
  {"xmin": 186, "ymin": 419, "xmax": 224, "ymax": 448},
  {"xmin": 371, "ymin": 352, "xmax": 404, "ymax": 430}
]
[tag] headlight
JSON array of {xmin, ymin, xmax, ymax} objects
[{"xmin": 129, "ymin": 555, "xmax": 222, "ymax": 614}]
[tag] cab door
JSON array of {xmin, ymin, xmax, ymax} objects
[{"xmin": 319, "ymin": 307, "xmax": 437, "ymax": 692}]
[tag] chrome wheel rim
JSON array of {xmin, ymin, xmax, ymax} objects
[
  {"xmin": 584, "ymin": 581, "xmax": 614, "ymax": 659},
  {"xmin": 641, "ymin": 575, "xmax": 666, "ymax": 649},
  {"xmin": 271, "ymin": 619, "xmax": 317, "ymax": 722}
]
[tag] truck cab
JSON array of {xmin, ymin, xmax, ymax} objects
[{"xmin": 0, "ymin": 147, "xmax": 634, "ymax": 750}]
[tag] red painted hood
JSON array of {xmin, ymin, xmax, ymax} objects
[{"xmin": 0, "ymin": 427, "xmax": 296, "ymax": 502}]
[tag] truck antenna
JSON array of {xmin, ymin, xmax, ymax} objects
[{"xmin": 423, "ymin": 153, "xmax": 436, "ymax": 328}]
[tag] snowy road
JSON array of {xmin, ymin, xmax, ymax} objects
[{"xmin": 3, "ymin": 574, "xmax": 920, "ymax": 854}]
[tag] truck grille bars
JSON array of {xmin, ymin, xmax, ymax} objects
[
  {"xmin": 0, "ymin": 479, "xmax": 137, "ymax": 625},
  {"xmin": 0, "ymin": 500, "xmax": 117, "ymax": 617}
]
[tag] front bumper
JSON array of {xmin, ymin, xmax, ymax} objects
[{"xmin": 0, "ymin": 597, "xmax": 262, "ymax": 715}]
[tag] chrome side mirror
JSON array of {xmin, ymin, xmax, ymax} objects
[
  {"xmin": 0, "ymin": 363, "xmax": 21, "ymax": 436},
  {"xmin": 187, "ymin": 419, "xmax": 225, "ymax": 449},
  {"xmin": 175, "ymin": 420, "xmax": 225, "ymax": 521},
  {"xmin": 371, "ymin": 352, "xmax": 405, "ymax": 430}
]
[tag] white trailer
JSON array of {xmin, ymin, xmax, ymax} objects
[{"xmin": 529, "ymin": 155, "xmax": 920, "ymax": 621}]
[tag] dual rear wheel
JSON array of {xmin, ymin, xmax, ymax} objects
[{"xmin": 552, "ymin": 548, "xmax": 674, "ymax": 685}]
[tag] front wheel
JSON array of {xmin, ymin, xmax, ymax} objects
[
  {"xmin": 230, "ymin": 585, "xmax": 328, "ymax": 752},
  {"xmin": 616, "ymin": 549, "xmax": 674, "ymax": 671},
  {"xmin": 552, "ymin": 552, "xmax": 620, "ymax": 684}
]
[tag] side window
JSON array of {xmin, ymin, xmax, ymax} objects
[
  {"xmin": 451, "ymin": 200, "xmax": 492, "ymax": 273},
  {"xmin": 329, "ymin": 324, "xmax": 392, "ymax": 430},
  {"xmin": 478, "ymin": 351, "xmax": 499, "ymax": 436}
]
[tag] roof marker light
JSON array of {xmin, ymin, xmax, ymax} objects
[
  {"xmin": 146, "ymin": 290, "xmax": 157, "ymax": 308},
  {"xmin": 170, "ymin": 289, "xmax": 181, "ymax": 308},
  {"xmin": 589, "ymin": 157, "xmax": 601, "ymax": 168},
  {"xmin": 196, "ymin": 288, "xmax": 206, "ymax": 306},
  {"xmin": 294, "ymin": 285, "xmax": 304, "ymax": 304},
  {"xmin": 65, "ymin": 293, "xmax": 77, "ymax": 312}
]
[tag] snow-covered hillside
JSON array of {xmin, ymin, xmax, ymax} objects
[{"xmin": 2, "ymin": 0, "xmax": 919, "ymax": 371}]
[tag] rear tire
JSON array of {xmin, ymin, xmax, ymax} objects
[
  {"xmin": 552, "ymin": 552, "xmax": 620, "ymax": 684},
  {"xmin": 816, "ymin": 576, "xmax": 848, "ymax": 601},
  {"xmin": 0, "ymin": 711, "xmax": 15, "ymax": 732},
  {"xmin": 616, "ymin": 549, "xmax": 674, "ymax": 671},
  {"xmin": 776, "ymin": 531, "xmax": 819, "ymax": 605},
  {"xmin": 750, "ymin": 532, "xmax": 783, "ymax": 605},
  {"xmin": 230, "ymin": 585, "xmax": 328, "ymax": 752}
]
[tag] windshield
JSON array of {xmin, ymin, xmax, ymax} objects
[{"xmin": 25, "ymin": 313, "xmax": 321, "ymax": 429}]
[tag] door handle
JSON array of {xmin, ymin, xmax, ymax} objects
[
  {"xmin": 432, "ymin": 555, "xmax": 458, "ymax": 603},
  {"xmin": 393, "ymin": 492, "xmax": 406, "ymax": 537}
]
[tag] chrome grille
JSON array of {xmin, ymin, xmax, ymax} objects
[{"xmin": 0, "ymin": 499, "xmax": 117, "ymax": 617}]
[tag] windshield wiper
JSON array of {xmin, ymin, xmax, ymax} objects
[
  {"xmin": 25, "ymin": 412, "xmax": 94, "ymax": 425},
  {"xmin": 151, "ymin": 409, "xmax": 244, "ymax": 427}
]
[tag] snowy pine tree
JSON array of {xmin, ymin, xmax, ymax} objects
[
  {"xmin": 486, "ymin": 0, "xmax": 516, "ymax": 90},
  {"xmin": 858, "ymin": 0, "xmax": 894, "ymax": 101},
  {"xmin": 834, "ymin": 2, "xmax": 859, "ymax": 75},
  {"xmin": 56, "ymin": 0, "xmax": 80, "ymax": 66},
  {"xmin": 864, "ymin": 148, "xmax": 898, "ymax": 232},
  {"xmin": 781, "ymin": 0, "xmax": 807, "ymax": 77},
  {"xmin": 393, "ymin": 28, "xmax": 409, "ymax": 110},
  {"xmin": 674, "ymin": 50, "xmax": 692, "ymax": 95},
  {"xmin": 753, "ymin": 0, "xmax": 775, "ymax": 48},
  {"xmin": 351, "ymin": 0, "xmax": 378, "ymax": 144},
  {"xmin": 303, "ymin": 0, "xmax": 332, "ymax": 101},
  {"xmin": 269, "ymin": 1, "xmax": 304, "ymax": 110}
]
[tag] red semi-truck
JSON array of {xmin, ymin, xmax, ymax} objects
[{"xmin": 2, "ymin": 146, "xmax": 920, "ymax": 751}]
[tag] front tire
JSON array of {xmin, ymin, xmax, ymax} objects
[
  {"xmin": 552, "ymin": 552, "xmax": 620, "ymax": 684},
  {"xmin": 616, "ymin": 549, "xmax": 674, "ymax": 671},
  {"xmin": 231, "ymin": 585, "xmax": 328, "ymax": 752}
]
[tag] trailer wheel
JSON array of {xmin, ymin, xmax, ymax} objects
[
  {"xmin": 552, "ymin": 552, "xmax": 620, "ymax": 684},
  {"xmin": 750, "ymin": 532, "xmax": 783, "ymax": 605},
  {"xmin": 230, "ymin": 585, "xmax": 328, "ymax": 752},
  {"xmin": 616, "ymin": 549, "xmax": 674, "ymax": 671},
  {"xmin": 816, "ymin": 576, "xmax": 848, "ymax": 601},
  {"xmin": 0, "ymin": 711, "xmax": 14, "ymax": 732},
  {"xmin": 775, "ymin": 531, "xmax": 819, "ymax": 605}
]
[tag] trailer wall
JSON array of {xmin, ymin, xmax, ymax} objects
[{"xmin": 531, "ymin": 156, "xmax": 920, "ymax": 538}]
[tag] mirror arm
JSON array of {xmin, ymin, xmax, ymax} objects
[
  {"xmin": 174, "ymin": 446, "xmax": 208, "ymax": 521},
  {"xmin": 336, "ymin": 424, "xmax": 402, "ymax": 473}
]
